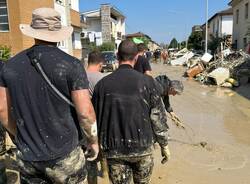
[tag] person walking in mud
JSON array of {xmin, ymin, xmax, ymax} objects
[
  {"xmin": 134, "ymin": 43, "xmax": 152, "ymax": 76},
  {"xmin": 0, "ymin": 59, "xmax": 7, "ymax": 183},
  {"xmin": 155, "ymin": 75, "xmax": 184, "ymax": 127},
  {"xmin": 87, "ymin": 51, "xmax": 105, "ymax": 97},
  {"xmin": 161, "ymin": 49, "xmax": 169, "ymax": 64},
  {"xmin": 0, "ymin": 60, "xmax": 6, "ymax": 155},
  {"xmin": 92, "ymin": 40, "xmax": 170, "ymax": 184},
  {"xmin": 86, "ymin": 51, "xmax": 108, "ymax": 184},
  {"xmin": 0, "ymin": 8, "xmax": 99, "ymax": 183}
]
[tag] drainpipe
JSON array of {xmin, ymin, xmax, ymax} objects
[
  {"xmin": 205, "ymin": 0, "xmax": 209, "ymax": 53},
  {"xmin": 65, "ymin": 0, "xmax": 73, "ymax": 55}
]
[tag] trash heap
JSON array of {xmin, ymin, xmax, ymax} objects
[{"xmin": 170, "ymin": 49, "xmax": 250, "ymax": 88}]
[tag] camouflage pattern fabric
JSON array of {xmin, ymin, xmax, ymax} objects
[
  {"xmin": 0, "ymin": 124, "xmax": 5, "ymax": 155},
  {"xmin": 86, "ymin": 160, "xmax": 98, "ymax": 184},
  {"xmin": 16, "ymin": 146, "xmax": 87, "ymax": 184},
  {"xmin": 107, "ymin": 155, "xmax": 154, "ymax": 184}
]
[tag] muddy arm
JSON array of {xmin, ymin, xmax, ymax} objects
[
  {"xmin": 71, "ymin": 89, "xmax": 98, "ymax": 144},
  {"xmin": 150, "ymin": 93, "xmax": 169, "ymax": 147},
  {"xmin": 0, "ymin": 87, "xmax": 16, "ymax": 136}
]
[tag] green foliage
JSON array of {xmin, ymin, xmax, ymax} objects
[
  {"xmin": 169, "ymin": 38, "xmax": 178, "ymax": 49},
  {"xmin": 180, "ymin": 41, "xmax": 187, "ymax": 49},
  {"xmin": 98, "ymin": 42, "xmax": 115, "ymax": 52},
  {"xmin": 89, "ymin": 42, "xmax": 98, "ymax": 51},
  {"xmin": 87, "ymin": 42, "xmax": 115, "ymax": 52},
  {"xmin": 208, "ymin": 35, "xmax": 223, "ymax": 55},
  {"xmin": 187, "ymin": 31, "xmax": 203, "ymax": 50},
  {"xmin": 0, "ymin": 45, "xmax": 11, "ymax": 61}
]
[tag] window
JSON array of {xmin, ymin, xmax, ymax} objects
[
  {"xmin": 0, "ymin": 0, "xmax": 9, "ymax": 31},
  {"xmin": 58, "ymin": 41, "xmax": 66, "ymax": 48},
  {"xmin": 245, "ymin": 3, "xmax": 249, "ymax": 19},
  {"xmin": 213, "ymin": 21, "xmax": 215, "ymax": 34},
  {"xmin": 234, "ymin": 40, "xmax": 238, "ymax": 49},
  {"xmin": 55, "ymin": 0, "xmax": 64, "ymax": 5},
  {"xmin": 236, "ymin": 9, "xmax": 239, "ymax": 24},
  {"xmin": 243, "ymin": 38, "xmax": 247, "ymax": 48}
]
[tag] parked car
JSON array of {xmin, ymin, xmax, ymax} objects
[{"xmin": 101, "ymin": 51, "xmax": 118, "ymax": 72}]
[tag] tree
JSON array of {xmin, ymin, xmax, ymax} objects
[
  {"xmin": 187, "ymin": 31, "xmax": 203, "ymax": 50},
  {"xmin": 208, "ymin": 35, "xmax": 223, "ymax": 55},
  {"xmin": 0, "ymin": 45, "xmax": 11, "ymax": 61},
  {"xmin": 180, "ymin": 41, "xmax": 187, "ymax": 49},
  {"xmin": 168, "ymin": 38, "xmax": 178, "ymax": 49},
  {"xmin": 98, "ymin": 42, "xmax": 115, "ymax": 52}
]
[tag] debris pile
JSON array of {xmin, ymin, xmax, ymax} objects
[{"xmin": 170, "ymin": 49, "xmax": 250, "ymax": 88}]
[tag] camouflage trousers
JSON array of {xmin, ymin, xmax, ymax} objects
[
  {"xmin": 0, "ymin": 124, "xmax": 5, "ymax": 154},
  {"xmin": 107, "ymin": 155, "xmax": 154, "ymax": 184},
  {"xmin": 16, "ymin": 146, "xmax": 87, "ymax": 184}
]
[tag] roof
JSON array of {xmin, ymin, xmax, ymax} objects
[
  {"xmin": 81, "ymin": 6, "xmax": 125, "ymax": 18},
  {"xmin": 208, "ymin": 8, "xmax": 233, "ymax": 23},
  {"xmin": 208, "ymin": 8, "xmax": 233, "ymax": 22},
  {"xmin": 228, "ymin": 0, "xmax": 240, "ymax": 6},
  {"xmin": 125, "ymin": 32, "xmax": 151, "ymax": 40},
  {"xmin": 201, "ymin": 7, "xmax": 233, "ymax": 26}
]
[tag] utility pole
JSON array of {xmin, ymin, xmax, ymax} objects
[
  {"xmin": 65, "ymin": 0, "xmax": 73, "ymax": 55},
  {"xmin": 205, "ymin": 0, "xmax": 208, "ymax": 53}
]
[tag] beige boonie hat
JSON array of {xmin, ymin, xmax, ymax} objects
[{"xmin": 20, "ymin": 7, "xmax": 73, "ymax": 42}]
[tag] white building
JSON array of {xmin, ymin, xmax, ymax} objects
[
  {"xmin": 54, "ymin": 0, "xmax": 82, "ymax": 58},
  {"xmin": 229, "ymin": 0, "xmax": 250, "ymax": 50},
  {"xmin": 206, "ymin": 8, "xmax": 233, "ymax": 40},
  {"xmin": 81, "ymin": 4, "xmax": 126, "ymax": 49}
]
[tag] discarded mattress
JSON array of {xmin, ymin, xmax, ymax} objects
[
  {"xmin": 208, "ymin": 67, "xmax": 230, "ymax": 85},
  {"xmin": 171, "ymin": 52, "xmax": 194, "ymax": 66}
]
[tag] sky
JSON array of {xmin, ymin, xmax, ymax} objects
[{"xmin": 80, "ymin": 0, "xmax": 230, "ymax": 44}]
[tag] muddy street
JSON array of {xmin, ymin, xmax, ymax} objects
[
  {"xmin": 150, "ymin": 63, "xmax": 250, "ymax": 184},
  {"xmin": 4, "ymin": 63, "xmax": 250, "ymax": 184}
]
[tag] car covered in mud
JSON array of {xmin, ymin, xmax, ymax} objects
[{"xmin": 101, "ymin": 51, "xmax": 118, "ymax": 72}]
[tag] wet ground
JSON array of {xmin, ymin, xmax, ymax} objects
[
  {"xmin": 4, "ymin": 63, "xmax": 250, "ymax": 184},
  {"xmin": 150, "ymin": 63, "xmax": 250, "ymax": 184}
]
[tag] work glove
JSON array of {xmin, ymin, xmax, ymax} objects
[
  {"xmin": 169, "ymin": 112, "xmax": 185, "ymax": 129},
  {"xmin": 85, "ymin": 143, "xmax": 99, "ymax": 161},
  {"xmin": 161, "ymin": 145, "xmax": 171, "ymax": 164}
]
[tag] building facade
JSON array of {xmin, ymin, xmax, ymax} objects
[
  {"xmin": 192, "ymin": 25, "xmax": 203, "ymax": 33},
  {"xmin": 205, "ymin": 8, "xmax": 233, "ymax": 41},
  {"xmin": 81, "ymin": 4, "xmax": 126, "ymax": 49},
  {"xmin": 0, "ymin": 0, "xmax": 82, "ymax": 59},
  {"xmin": 229, "ymin": 0, "xmax": 250, "ymax": 50}
]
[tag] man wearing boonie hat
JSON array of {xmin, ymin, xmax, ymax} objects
[{"xmin": 0, "ymin": 7, "xmax": 98, "ymax": 183}]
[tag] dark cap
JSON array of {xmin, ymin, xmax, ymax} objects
[{"xmin": 155, "ymin": 75, "xmax": 184, "ymax": 95}]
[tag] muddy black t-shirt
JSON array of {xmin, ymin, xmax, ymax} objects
[
  {"xmin": 0, "ymin": 45, "xmax": 88, "ymax": 161},
  {"xmin": 0, "ymin": 60, "xmax": 4, "ymax": 70},
  {"xmin": 134, "ymin": 55, "xmax": 152, "ymax": 74}
]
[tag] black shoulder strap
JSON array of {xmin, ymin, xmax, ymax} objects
[
  {"xmin": 26, "ymin": 48, "xmax": 86, "ymax": 145},
  {"xmin": 26, "ymin": 48, "xmax": 75, "ymax": 107}
]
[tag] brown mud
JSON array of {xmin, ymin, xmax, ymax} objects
[
  {"xmin": 150, "ymin": 63, "xmax": 250, "ymax": 184},
  {"xmin": 4, "ymin": 63, "xmax": 250, "ymax": 184}
]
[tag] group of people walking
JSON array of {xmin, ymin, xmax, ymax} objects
[{"xmin": 0, "ymin": 8, "xmax": 183, "ymax": 184}]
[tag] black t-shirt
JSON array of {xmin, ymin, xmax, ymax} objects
[
  {"xmin": 0, "ymin": 45, "xmax": 88, "ymax": 161},
  {"xmin": 0, "ymin": 60, "xmax": 4, "ymax": 71},
  {"xmin": 92, "ymin": 65, "xmax": 161, "ymax": 157},
  {"xmin": 134, "ymin": 55, "xmax": 152, "ymax": 74}
]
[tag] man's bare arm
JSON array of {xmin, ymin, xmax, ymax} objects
[
  {"xmin": 71, "ymin": 89, "xmax": 98, "ymax": 144},
  {"xmin": 0, "ymin": 87, "xmax": 16, "ymax": 136}
]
